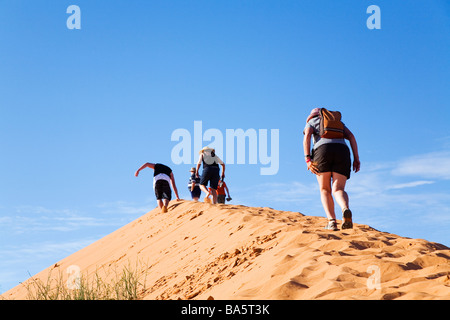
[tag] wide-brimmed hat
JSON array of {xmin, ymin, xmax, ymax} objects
[
  {"xmin": 199, "ymin": 146, "xmax": 215, "ymax": 154},
  {"xmin": 189, "ymin": 167, "xmax": 196, "ymax": 172}
]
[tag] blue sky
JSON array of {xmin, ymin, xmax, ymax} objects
[{"xmin": 1, "ymin": 0, "xmax": 449, "ymax": 294}]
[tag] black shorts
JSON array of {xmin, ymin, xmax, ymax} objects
[
  {"xmin": 200, "ymin": 166, "xmax": 220, "ymax": 189},
  {"xmin": 154, "ymin": 180, "xmax": 172, "ymax": 200},
  {"xmin": 190, "ymin": 186, "xmax": 201, "ymax": 199},
  {"xmin": 312, "ymin": 143, "xmax": 351, "ymax": 179},
  {"xmin": 217, "ymin": 194, "xmax": 226, "ymax": 204}
]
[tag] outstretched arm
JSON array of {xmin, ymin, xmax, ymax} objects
[
  {"xmin": 220, "ymin": 162, "xmax": 225, "ymax": 180},
  {"xmin": 195, "ymin": 154, "xmax": 203, "ymax": 178},
  {"xmin": 135, "ymin": 163, "xmax": 155, "ymax": 177},
  {"xmin": 170, "ymin": 172, "xmax": 181, "ymax": 200},
  {"xmin": 344, "ymin": 127, "xmax": 360, "ymax": 173},
  {"xmin": 225, "ymin": 184, "xmax": 230, "ymax": 197}
]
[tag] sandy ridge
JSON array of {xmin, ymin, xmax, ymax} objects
[{"xmin": 4, "ymin": 200, "xmax": 450, "ymax": 300}]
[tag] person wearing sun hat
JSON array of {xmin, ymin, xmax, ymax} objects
[
  {"xmin": 195, "ymin": 146, "xmax": 225, "ymax": 204},
  {"xmin": 188, "ymin": 167, "xmax": 201, "ymax": 201}
]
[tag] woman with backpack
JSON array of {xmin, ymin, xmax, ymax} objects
[{"xmin": 303, "ymin": 108, "xmax": 360, "ymax": 231}]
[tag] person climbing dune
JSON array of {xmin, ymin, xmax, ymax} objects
[
  {"xmin": 135, "ymin": 162, "xmax": 181, "ymax": 213},
  {"xmin": 303, "ymin": 108, "xmax": 360, "ymax": 231},
  {"xmin": 188, "ymin": 167, "xmax": 201, "ymax": 202},
  {"xmin": 216, "ymin": 179, "xmax": 231, "ymax": 204},
  {"xmin": 196, "ymin": 147, "xmax": 225, "ymax": 204}
]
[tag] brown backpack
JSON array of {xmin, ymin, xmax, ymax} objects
[{"xmin": 319, "ymin": 108, "xmax": 345, "ymax": 139}]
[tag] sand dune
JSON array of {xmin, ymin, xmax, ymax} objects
[{"xmin": 3, "ymin": 200, "xmax": 450, "ymax": 300}]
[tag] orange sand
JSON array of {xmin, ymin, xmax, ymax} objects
[{"xmin": 3, "ymin": 200, "xmax": 450, "ymax": 300}]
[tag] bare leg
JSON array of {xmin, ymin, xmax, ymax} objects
[
  {"xmin": 210, "ymin": 188, "xmax": 218, "ymax": 204},
  {"xmin": 157, "ymin": 199, "xmax": 169, "ymax": 212},
  {"xmin": 316, "ymin": 172, "xmax": 335, "ymax": 220},
  {"xmin": 331, "ymin": 172, "xmax": 349, "ymax": 212},
  {"xmin": 332, "ymin": 172, "xmax": 353, "ymax": 229},
  {"xmin": 199, "ymin": 184, "xmax": 211, "ymax": 203},
  {"xmin": 199, "ymin": 184, "xmax": 209, "ymax": 195}
]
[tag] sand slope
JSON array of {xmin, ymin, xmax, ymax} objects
[{"xmin": 4, "ymin": 200, "xmax": 450, "ymax": 300}]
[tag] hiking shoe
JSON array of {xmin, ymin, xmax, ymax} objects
[
  {"xmin": 342, "ymin": 208, "xmax": 353, "ymax": 229},
  {"xmin": 324, "ymin": 219, "xmax": 339, "ymax": 231}
]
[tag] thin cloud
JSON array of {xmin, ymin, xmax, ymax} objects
[
  {"xmin": 386, "ymin": 180, "xmax": 435, "ymax": 190},
  {"xmin": 393, "ymin": 151, "xmax": 450, "ymax": 180},
  {"xmin": 97, "ymin": 200, "xmax": 154, "ymax": 215},
  {"xmin": 1, "ymin": 205, "xmax": 125, "ymax": 234},
  {"xmin": 344, "ymin": 156, "xmax": 450, "ymax": 244},
  {"xmin": 0, "ymin": 238, "xmax": 96, "ymax": 260}
]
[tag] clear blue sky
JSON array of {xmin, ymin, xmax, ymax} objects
[{"xmin": 1, "ymin": 0, "xmax": 449, "ymax": 294}]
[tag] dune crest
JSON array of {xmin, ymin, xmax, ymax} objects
[{"xmin": 4, "ymin": 200, "xmax": 450, "ymax": 300}]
